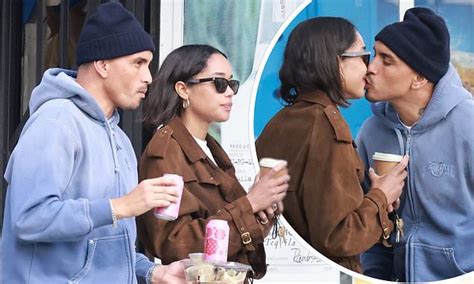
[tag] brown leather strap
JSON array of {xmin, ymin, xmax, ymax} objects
[{"xmin": 224, "ymin": 203, "xmax": 256, "ymax": 251}]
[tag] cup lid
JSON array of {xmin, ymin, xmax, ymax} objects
[
  {"xmin": 188, "ymin": 253, "xmax": 205, "ymax": 261},
  {"xmin": 259, "ymin": 158, "xmax": 286, "ymax": 168},
  {"xmin": 372, "ymin": 152, "xmax": 403, "ymax": 162}
]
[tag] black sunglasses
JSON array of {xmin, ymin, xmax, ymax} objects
[
  {"xmin": 186, "ymin": 77, "xmax": 240, "ymax": 95},
  {"xmin": 340, "ymin": 50, "xmax": 371, "ymax": 67}
]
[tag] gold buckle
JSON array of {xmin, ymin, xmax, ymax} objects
[
  {"xmin": 241, "ymin": 232, "xmax": 252, "ymax": 245},
  {"xmin": 383, "ymin": 228, "xmax": 390, "ymax": 239},
  {"xmin": 382, "ymin": 228, "xmax": 392, "ymax": 247}
]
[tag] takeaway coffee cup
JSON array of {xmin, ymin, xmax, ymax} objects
[
  {"xmin": 372, "ymin": 152, "xmax": 404, "ymax": 175},
  {"xmin": 259, "ymin": 158, "xmax": 288, "ymax": 178}
]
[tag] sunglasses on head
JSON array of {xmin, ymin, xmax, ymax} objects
[
  {"xmin": 186, "ymin": 77, "xmax": 240, "ymax": 95},
  {"xmin": 340, "ymin": 50, "xmax": 371, "ymax": 67}
]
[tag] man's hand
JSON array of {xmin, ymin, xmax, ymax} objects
[
  {"xmin": 151, "ymin": 261, "xmax": 186, "ymax": 284},
  {"xmin": 112, "ymin": 176, "xmax": 180, "ymax": 219}
]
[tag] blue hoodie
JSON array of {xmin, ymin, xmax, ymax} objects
[
  {"xmin": 2, "ymin": 68, "xmax": 155, "ymax": 283},
  {"xmin": 356, "ymin": 65, "xmax": 474, "ymax": 282}
]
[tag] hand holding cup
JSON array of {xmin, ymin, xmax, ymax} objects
[
  {"xmin": 246, "ymin": 158, "xmax": 289, "ymax": 216},
  {"xmin": 369, "ymin": 153, "xmax": 409, "ymax": 206}
]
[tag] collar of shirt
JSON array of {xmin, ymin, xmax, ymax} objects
[{"xmin": 167, "ymin": 117, "xmax": 234, "ymax": 171}]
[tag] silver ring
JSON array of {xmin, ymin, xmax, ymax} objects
[
  {"xmin": 271, "ymin": 204, "xmax": 277, "ymax": 210},
  {"xmin": 259, "ymin": 218, "xmax": 269, "ymax": 225}
]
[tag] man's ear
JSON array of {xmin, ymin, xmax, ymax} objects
[
  {"xmin": 412, "ymin": 73, "xmax": 429, "ymax": 89},
  {"xmin": 175, "ymin": 81, "xmax": 189, "ymax": 100},
  {"xmin": 93, "ymin": 60, "xmax": 108, "ymax": 78}
]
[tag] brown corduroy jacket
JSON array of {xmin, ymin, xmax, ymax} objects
[
  {"xmin": 256, "ymin": 91, "xmax": 393, "ymax": 273},
  {"xmin": 137, "ymin": 117, "xmax": 269, "ymax": 278}
]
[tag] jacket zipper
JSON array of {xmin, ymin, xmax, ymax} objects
[
  {"xmin": 404, "ymin": 129, "xmax": 417, "ymax": 282},
  {"xmin": 405, "ymin": 130, "xmax": 416, "ymax": 218}
]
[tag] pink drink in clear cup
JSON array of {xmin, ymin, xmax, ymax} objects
[
  {"xmin": 153, "ymin": 174, "xmax": 184, "ymax": 221},
  {"xmin": 204, "ymin": 219, "xmax": 229, "ymax": 263}
]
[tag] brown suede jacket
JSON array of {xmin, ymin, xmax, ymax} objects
[
  {"xmin": 256, "ymin": 91, "xmax": 393, "ymax": 273},
  {"xmin": 137, "ymin": 117, "xmax": 269, "ymax": 278}
]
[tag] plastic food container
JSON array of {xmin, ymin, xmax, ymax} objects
[{"xmin": 183, "ymin": 259, "xmax": 252, "ymax": 284}]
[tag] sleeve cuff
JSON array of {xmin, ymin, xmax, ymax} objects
[
  {"xmin": 146, "ymin": 264, "xmax": 159, "ymax": 284},
  {"xmin": 224, "ymin": 196, "xmax": 265, "ymax": 251},
  {"xmin": 365, "ymin": 188, "xmax": 394, "ymax": 242},
  {"xmin": 88, "ymin": 198, "xmax": 113, "ymax": 229},
  {"xmin": 136, "ymin": 252, "xmax": 156, "ymax": 283}
]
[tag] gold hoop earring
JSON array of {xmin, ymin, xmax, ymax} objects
[{"xmin": 182, "ymin": 99, "xmax": 190, "ymax": 109}]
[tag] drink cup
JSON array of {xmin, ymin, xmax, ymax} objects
[
  {"xmin": 154, "ymin": 174, "xmax": 184, "ymax": 221},
  {"xmin": 372, "ymin": 152, "xmax": 404, "ymax": 175},
  {"xmin": 204, "ymin": 219, "xmax": 229, "ymax": 263},
  {"xmin": 259, "ymin": 158, "xmax": 288, "ymax": 179}
]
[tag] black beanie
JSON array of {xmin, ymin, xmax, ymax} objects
[
  {"xmin": 76, "ymin": 1, "xmax": 155, "ymax": 66},
  {"xmin": 375, "ymin": 7, "xmax": 450, "ymax": 83}
]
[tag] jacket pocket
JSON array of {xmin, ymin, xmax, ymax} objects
[
  {"xmin": 410, "ymin": 242, "xmax": 466, "ymax": 282},
  {"xmin": 68, "ymin": 234, "xmax": 132, "ymax": 283}
]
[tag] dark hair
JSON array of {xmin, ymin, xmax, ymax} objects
[
  {"xmin": 278, "ymin": 17, "xmax": 357, "ymax": 106},
  {"xmin": 142, "ymin": 44, "xmax": 227, "ymax": 129}
]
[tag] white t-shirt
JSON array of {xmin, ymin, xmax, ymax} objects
[
  {"xmin": 193, "ymin": 136, "xmax": 217, "ymax": 165},
  {"xmin": 397, "ymin": 114, "xmax": 413, "ymax": 130}
]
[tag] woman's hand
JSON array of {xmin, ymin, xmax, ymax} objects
[
  {"xmin": 256, "ymin": 202, "xmax": 281, "ymax": 224},
  {"xmin": 246, "ymin": 162, "xmax": 290, "ymax": 214},
  {"xmin": 388, "ymin": 198, "xmax": 401, "ymax": 213},
  {"xmin": 256, "ymin": 211, "xmax": 274, "ymax": 237},
  {"xmin": 369, "ymin": 155, "xmax": 409, "ymax": 206}
]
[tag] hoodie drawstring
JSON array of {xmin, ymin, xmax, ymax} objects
[
  {"xmin": 105, "ymin": 123, "xmax": 120, "ymax": 173},
  {"xmin": 394, "ymin": 128, "xmax": 405, "ymax": 155}
]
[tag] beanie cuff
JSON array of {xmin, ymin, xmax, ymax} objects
[
  {"xmin": 75, "ymin": 2, "xmax": 156, "ymax": 66},
  {"xmin": 76, "ymin": 32, "xmax": 155, "ymax": 65}
]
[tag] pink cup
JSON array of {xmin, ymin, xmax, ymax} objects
[{"xmin": 154, "ymin": 174, "xmax": 184, "ymax": 221}]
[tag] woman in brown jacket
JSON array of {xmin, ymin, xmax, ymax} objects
[
  {"xmin": 137, "ymin": 44, "xmax": 289, "ymax": 279},
  {"xmin": 256, "ymin": 17, "xmax": 409, "ymax": 273}
]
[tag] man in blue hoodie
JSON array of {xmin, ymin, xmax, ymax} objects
[
  {"xmin": 2, "ymin": 2, "xmax": 186, "ymax": 283},
  {"xmin": 356, "ymin": 7, "xmax": 474, "ymax": 282}
]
